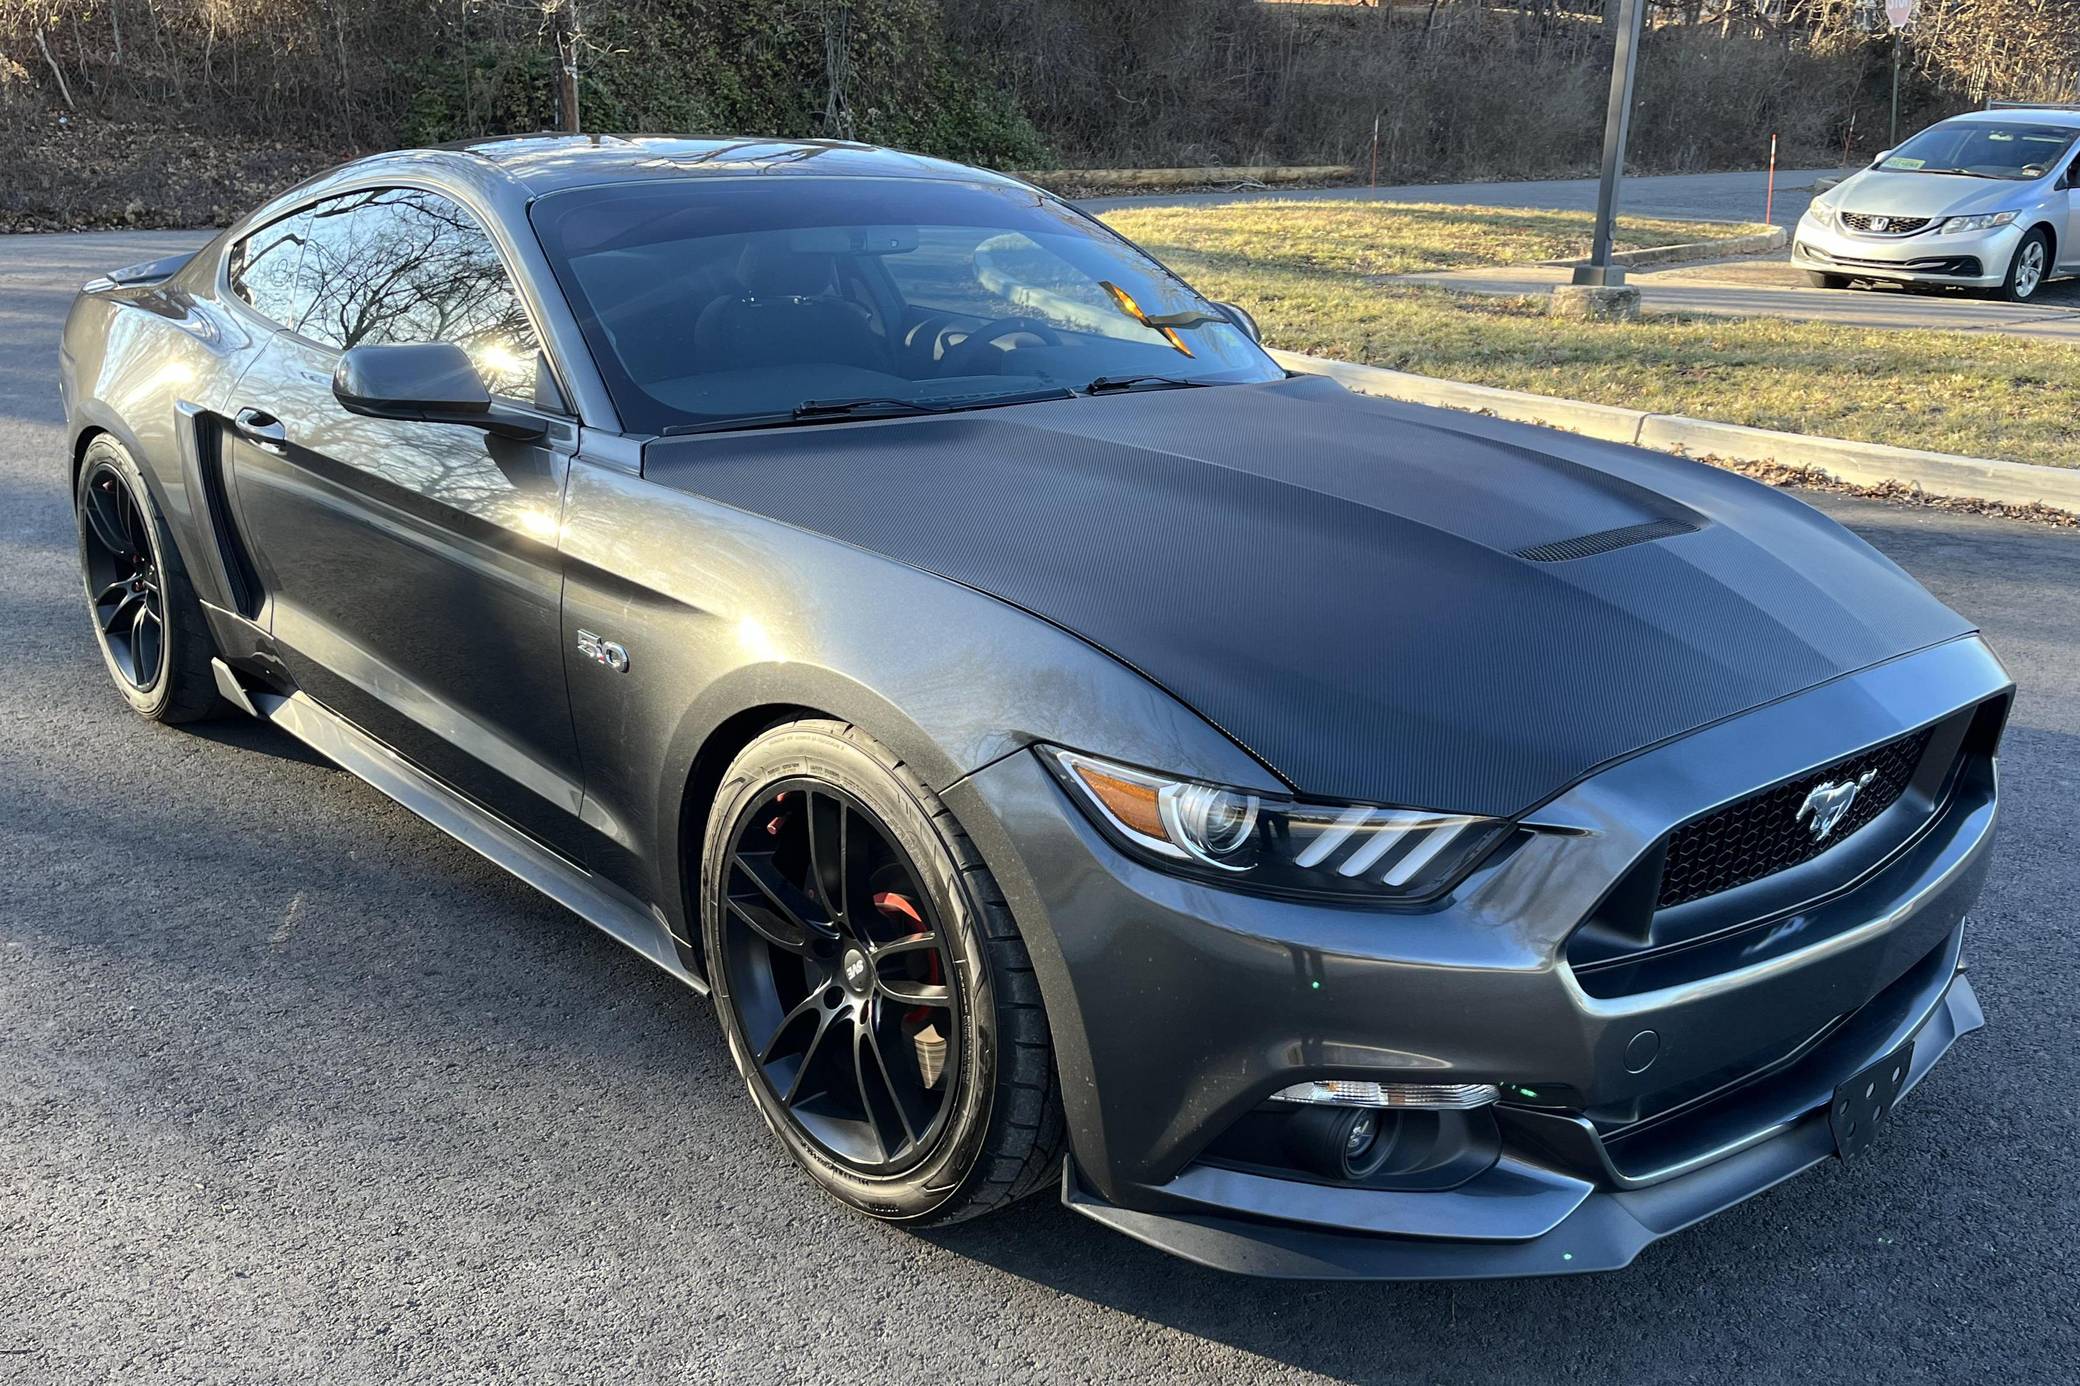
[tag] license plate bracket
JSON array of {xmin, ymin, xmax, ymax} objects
[{"xmin": 1831, "ymin": 1042, "xmax": 1915, "ymax": 1160}]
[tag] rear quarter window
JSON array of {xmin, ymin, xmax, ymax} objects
[{"xmin": 227, "ymin": 208, "xmax": 314, "ymax": 329}]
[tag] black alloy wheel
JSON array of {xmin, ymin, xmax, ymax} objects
[
  {"xmin": 79, "ymin": 459, "xmax": 167, "ymax": 691},
  {"xmin": 718, "ymin": 779, "xmax": 965, "ymax": 1174},
  {"xmin": 701, "ymin": 720, "xmax": 1065, "ymax": 1225}
]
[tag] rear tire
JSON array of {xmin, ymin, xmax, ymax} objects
[
  {"xmin": 1804, "ymin": 270, "xmax": 1851, "ymax": 289},
  {"xmin": 1994, "ymin": 229, "xmax": 2050, "ymax": 302},
  {"xmin": 701, "ymin": 719, "xmax": 1065, "ymax": 1225},
  {"xmin": 73, "ymin": 436, "xmax": 223, "ymax": 724}
]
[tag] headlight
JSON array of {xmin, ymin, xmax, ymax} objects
[
  {"xmin": 1807, "ymin": 202, "xmax": 1837, "ymax": 228},
  {"xmin": 1044, "ymin": 748, "xmax": 1510, "ymax": 903},
  {"xmin": 1942, "ymin": 210, "xmax": 2019, "ymax": 233}
]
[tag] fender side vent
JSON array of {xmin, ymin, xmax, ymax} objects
[
  {"xmin": 195, "ymin": 416, "xmax": 265, "ymax": 619},
  {"xmin": 1516, "ymin": 517, "xmax": 1699, "ymax": 563}
]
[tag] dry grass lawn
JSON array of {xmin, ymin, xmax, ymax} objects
[{"xmin": 1102, "ymin": 202, "xmax": 2080, "ymax": 469}]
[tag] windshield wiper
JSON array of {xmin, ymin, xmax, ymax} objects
[
  {"xmin": 1912, "ymin": 167, "xmax": 2007, "ymax": 179},
  {"xmin": 1082, "ymin": 374, "xmax": 1215, "ymax": 395},
  {"xmin": 657, "ymin": 387, "xmax": 1074, "ymax": 436},
  {"xmin": 793, "ymin": 396, "xmax": 951, "ymax": 420}
]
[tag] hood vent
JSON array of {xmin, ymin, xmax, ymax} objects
[{"xmin": 1515, "ymin": 517, "xmax": 1700, "ymax": 564}]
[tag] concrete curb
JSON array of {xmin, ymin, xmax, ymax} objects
[
  {"xmin": 1540, "ymin": 224, "xmax": 1787, "ymax": 269},
  {"xmin": 1019, "ymin": 164, "xmax": 1354, "ymax": 191},
  {"xmin": 1269, "ymin": 349, "xmax": 2080, "ymax": 514}
]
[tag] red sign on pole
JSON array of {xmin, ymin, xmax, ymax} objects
[{"xmin": 1886, "ymin": 0, "xmax": 1915, "ymax": 28}]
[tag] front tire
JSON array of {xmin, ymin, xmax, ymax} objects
[
  {"xmin": 1804, "ymin": 270, "xmax": 1851, "ymax": 289},
  {"xmin": 700, "ymin": 719, "xmax": 1065, "ymax": 1224},
  {"xmin": 1995, "ymin": 229, "xmax": 2050, "ymax": 302},
  {"xmin": 73, "ymin": 436, "xmax": 222, "ymax": 724}
]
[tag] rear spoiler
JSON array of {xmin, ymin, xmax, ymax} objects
[{"xmin": 82, "ymin": 250, "xmax": 196, "ymax": 294}]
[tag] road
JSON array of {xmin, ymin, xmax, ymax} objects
[
  {"xmin": 1081, "ymin": 166, "xmax": 1838, "ymax": 229},
  {"xmin": 4, "ymin": 231, "xmax": 2079, "ymax": 1384}
]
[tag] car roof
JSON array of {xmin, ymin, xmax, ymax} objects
[
  {"xmin": 240, "ymin": 135, "xmax": 1044, "ymax": 240},
  {"xmin": 1938, "ymin": 107, "xmax": 2080, "ymax": 131},
  {"xmin": 430, "ymin": 133, "xmax": 1033, "ymax": 197}
]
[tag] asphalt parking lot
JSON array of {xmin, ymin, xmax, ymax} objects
[{"xmin": 4, "ymin": 231, "xmax": 2078, "ymax": 1384}]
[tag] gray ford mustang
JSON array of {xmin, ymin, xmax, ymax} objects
[{"xmin": 60, "ymin": 136, "xmax": 2010, "ymax": 1279}]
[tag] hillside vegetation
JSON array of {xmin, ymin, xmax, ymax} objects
[{"xmin": 3, "ymin": 1, "xmax": 2074, "ymax": 229}]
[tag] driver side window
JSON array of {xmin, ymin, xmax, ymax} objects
[{"xmin": 292, "ymin": 188, "xmax": 544, "ymax": 400}]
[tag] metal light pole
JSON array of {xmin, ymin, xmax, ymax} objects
[
  {"xmin": 1574, "ymin": 0, "xmax": 1648, "ymax": 289},
  {"xmin": 1890, "ymin": 30, "xmax": 1902, "ymax": 148},
  {"xmin": 1885, "ymin": 0, "xmax": 1916, "ymax": 148}
]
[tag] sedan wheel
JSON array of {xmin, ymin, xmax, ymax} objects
[
  {"xmin": 702, "ymin": 720, "xmax": 1065, "ymax": 1223},
  {"xmin": 1998, "ymin": 231, "xmax": 2049, "ymax": 302}
]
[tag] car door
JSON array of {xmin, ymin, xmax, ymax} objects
[{"xmin": 220, "ymin": 186, "xmax": 590, "ymax": 856}]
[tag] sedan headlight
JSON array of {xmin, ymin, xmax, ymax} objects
[
  {"xmin": 1942, "ymin": 210, "xmax": 2019, "ymax": 234},
  {"xmin": 1807, "ymin": 201, "xmax": 1837, "ymax": 228},
  {"xmin": 1044, "ymin": 748, "xmax": 1509, "ymax": 903}
]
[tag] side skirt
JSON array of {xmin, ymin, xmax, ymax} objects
[{"xmin": 232, "ymin": 666, "xmax": 705, "ymax": 994}]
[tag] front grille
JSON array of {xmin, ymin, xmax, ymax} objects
[
  {"xmin": 1840, "ymin": 212, "xmax": 1933, "ymax": 235},
  {"xmin": 1656, "ymin": 728, "xmax": 1933, "ymax": 910}
]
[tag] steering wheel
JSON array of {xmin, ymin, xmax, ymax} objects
[{"xmin": 938, "ymin": 317, "xmax": 1065, "ymax": 375}]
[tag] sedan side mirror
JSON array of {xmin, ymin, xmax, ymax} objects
[
  {"xmin": 1215, "ymin": 301, "xmax": 1261, "ymax": 343},
  {"xmin": 333, "ymin": 342, "xmax": 543, "ymax": 439}
]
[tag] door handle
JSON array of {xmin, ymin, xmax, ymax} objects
[{"xmin": 233, "ymin": 407, "xmax": 288, "ymax": 455}]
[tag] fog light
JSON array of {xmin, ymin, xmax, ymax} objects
[
  {"xmin": 1285, "ymin": 1104, "xmax": 1398, "ymax": 1180},
  {"xmin": 1270, "ymin": 1080, "xmax": 1500, "ymax": 1110},
  {"xmin": 1345, "ymin": 1108, "xmax": 1379, "ymax": 1158}
]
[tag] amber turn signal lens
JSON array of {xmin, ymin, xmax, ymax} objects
[{"xmin": 1067, "ymin": 760, "xmax": 1168, "ymax": 842}]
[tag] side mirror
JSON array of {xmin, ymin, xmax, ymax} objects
[
  {"xmin": 1215, "ymin": 301, "xmax": 1261, "ymax": 343},
  {"xmin": 1871, "ymin": 149, "xmax": 1894, "ymax": 167},
  {"xmin": 333, "ymin": 342, "xmax": 542, "ymax": 438}
]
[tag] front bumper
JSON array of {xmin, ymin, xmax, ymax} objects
[
  {"xmin": 946, "ymin": 637, "xmax": 2010, "ymax": 1278},
  {"xmin": 1791, "ymin": 215, "xmax": 2020, "ymax": 287}
]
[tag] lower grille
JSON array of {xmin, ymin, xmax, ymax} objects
[
  {"xmin": 1656, "ymin": 728, "xmax": 1933, "ymax": 910},
  {"xmin": 1840, "ymin": 212, "xmax": 1932, "ymax": 235},
  {"xmin": 1800, "ymin": 243, "xmax": 1984, "ymax": 277}
]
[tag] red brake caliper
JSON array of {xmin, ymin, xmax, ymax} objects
[{"xmin": 873, "ymin": 890, "xmax": 946, "ymax": 1088}]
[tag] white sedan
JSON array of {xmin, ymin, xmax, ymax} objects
[{"xmin": 1793, "ymin": 106, "xmax": 2080, "ymax": 301}]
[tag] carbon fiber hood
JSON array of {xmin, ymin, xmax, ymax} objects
[{"xmin": 643, "ymin": 375, "xmax": 1973, "ymax": 816}]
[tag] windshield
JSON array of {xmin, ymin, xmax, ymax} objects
[
  {"xmin": 529, "ymin": 177, "xmax": 1281, "ymax": 434},
  {"xmin": 1880, "ymin": 120, "xmax": 2078, "ymax": 180}
]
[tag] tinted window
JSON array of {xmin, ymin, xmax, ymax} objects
[
  {"xmin": 228, "ymin": 207, "xmax": 313, "ymax": 328},
  {"xmin": 294, "ymin": 188, "xmax": 542, "ymax": 398},
  {"xmin": 530, "ymin": 177, "xmax": 1280, "ymax": 434}
]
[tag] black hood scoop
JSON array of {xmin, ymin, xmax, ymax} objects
[
  {"xmin": 1516, "ymin": 517, "xmax": 1701, "ymax": 563},
  {"xmin": 644, "ymin": 375, "xmax": 1972, "ymax": 816}
]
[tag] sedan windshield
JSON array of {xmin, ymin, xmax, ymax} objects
[
  {"xmin": 529, "ymin": 177, "xmax": 1281, "ymax": 434},
  {"xmin": 1880, "ymin": 121, "xmax": 2079, "ymax": 180}
]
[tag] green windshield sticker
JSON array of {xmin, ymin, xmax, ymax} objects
[{"xmin": 1883, "ymin": 156, "xmax": 1926, "ymax": 169}]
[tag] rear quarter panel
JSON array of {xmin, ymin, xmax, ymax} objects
[{"xmin": 62, "ymin": 242, "xmax": 276, "ymax": 604}]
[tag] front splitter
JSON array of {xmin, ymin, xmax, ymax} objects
[{"xmin": 1062, "ymin": 971, "xmax": 1984, "ymax": 1280}]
